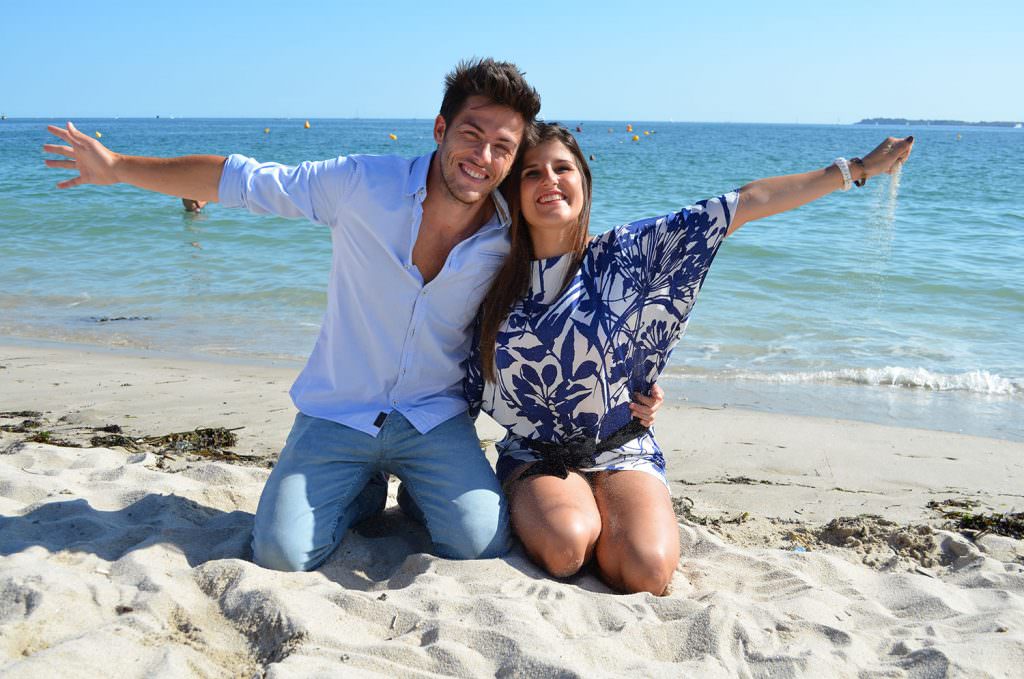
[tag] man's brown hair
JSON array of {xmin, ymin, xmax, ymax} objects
[{"xmin": 440, "ymin": 58, "xmax": 541, "ymax": 125}]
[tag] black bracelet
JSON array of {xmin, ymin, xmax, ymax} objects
[{"xmin": 851, "ymin": 157, "xmax": 867, "ymax": 187}]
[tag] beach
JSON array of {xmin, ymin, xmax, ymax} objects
[{"xmin": 3, "ymin": 342, "xmax": 1022, "ymax": 677}]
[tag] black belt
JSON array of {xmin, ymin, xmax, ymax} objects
[{"xmin": 519, "ymin": 419, "xmax": 650, "ymax": 480}]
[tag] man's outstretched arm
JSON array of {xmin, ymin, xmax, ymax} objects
[{"xmin": 44, "ymin": 122, "xmax": 225, "ymax": 202}]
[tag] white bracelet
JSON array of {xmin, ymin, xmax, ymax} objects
[{"xmin": 833, "ymin": 157, "xmax": 852, "ymax": 192}]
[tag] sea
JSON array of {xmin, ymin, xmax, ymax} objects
[{"xmin": 1, "ymin": 118, "xmax": 1021, "ymax": 441}]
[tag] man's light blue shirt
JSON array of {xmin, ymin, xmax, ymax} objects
[{"xmin": 218, "ymin": 152, "xmax": 511, "ymax": 436}]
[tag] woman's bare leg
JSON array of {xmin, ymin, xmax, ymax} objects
[
  {"xmin": 592, "ymin": 470, "xmax": 679, "ymax": 595},
  {"xmin": 506, "ymin": 465, "xmax": 602, "ymax": 578}
]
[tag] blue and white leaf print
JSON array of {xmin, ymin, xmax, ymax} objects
[{"xmin": 465, "ymin": 192, "xmax": 737, "ymax": 479}]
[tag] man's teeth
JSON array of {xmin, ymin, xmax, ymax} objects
[
  {"xmin": 463, "ymin": 165, "xmax": 486, "ymax": 180},
  {"xmin": 539, "ymin": 193, "xmax": 564, "ymax": 204}
]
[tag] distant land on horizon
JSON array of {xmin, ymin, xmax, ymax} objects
[{"xmin": 856, "ymin": 118, "xmax": 1023, "ymax": 128}]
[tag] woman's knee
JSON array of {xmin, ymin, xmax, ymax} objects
[
  {"xmin": 607, "ymin": 540, "xmax": 680, "ymax": 595},
  {"xmin": 519, "ymin": 509, "xmax": 601, "ymax": 578}
]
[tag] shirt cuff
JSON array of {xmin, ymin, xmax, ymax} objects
[
  {"xmin": 217, "ymin": 154, "xmax": 259, "ymax": 209},
  {"xmin": 723, "ymin": 190, "xmax": 740, "ymax": 228}
]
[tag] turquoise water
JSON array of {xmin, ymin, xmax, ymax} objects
[{"xmin": 2, "ymin": 118, "xmax": 1022, "ymax": 440}]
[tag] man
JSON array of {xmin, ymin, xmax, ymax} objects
[{"xmin": 44, "ymin": 59, "xmax": 661, "ymax": 572}]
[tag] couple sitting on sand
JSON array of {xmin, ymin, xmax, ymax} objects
[{"xmin": 44, "ymin": 58, "xmax": 912, "ymax": 595}]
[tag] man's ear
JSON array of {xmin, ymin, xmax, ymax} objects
[{"xmin": 433, "ymin": 115, "xmax": 447, "ymax": 145}]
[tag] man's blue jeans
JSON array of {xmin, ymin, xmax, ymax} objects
[{"xmin": 251, "ymin": 411, "xmax": 510, "ymax": 571}]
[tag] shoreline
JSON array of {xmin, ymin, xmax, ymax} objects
[
  {"xmin": 4, "ymin": 331, "xmax": 1020, "ymax": 443},
  {"xmin": 3, "ymin": 341, "xmax": 1022, "ymax": 524}
]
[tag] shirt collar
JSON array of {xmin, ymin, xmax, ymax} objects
[
  {"xmin": 489, "ymin": 186, "xmax": 511, "ymax": 228},
  {"xmin": 404, "ymin": 152, "xmax": 433, "ymax": 197},
  {"xmin": 405, "ymin": 152, "xmax": 511, "ymax": 230}
]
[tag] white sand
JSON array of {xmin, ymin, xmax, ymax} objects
[{"xmin": 2, "ymin": 343, "xmax": 1023, "ymax": 677}]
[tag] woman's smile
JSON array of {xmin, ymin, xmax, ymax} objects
[{"xmin": 520, "ymin": 140, "xmax": 584, "ymax": 232}]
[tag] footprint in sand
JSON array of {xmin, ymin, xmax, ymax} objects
[{"xmin": 497, "ymin": 580, "xmax": 566, "ymax": 602}]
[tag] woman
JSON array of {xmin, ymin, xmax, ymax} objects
[{"xmin": 466, "ymin": 123, "xmax": 914, "ymax": 595}]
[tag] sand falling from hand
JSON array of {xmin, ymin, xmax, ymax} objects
[
  {"xmin": 864, "ymin": 162, "xmax": 903, "ymax": 300},
  {"xmin": 868, "ymin": 161, "xmax": 903, "ymax": 249}
]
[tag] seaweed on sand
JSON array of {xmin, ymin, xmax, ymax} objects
[
  {"xmin": 143, "ymin": 427, "xmax": 239, "ymax": 451},
  {"xmin": 672, "ymin": 495, "xmax": 750, "ymax": 526},
  {"xmin": 928, "ymin": 498, "xmax": 1023, "ymax": 539},
  {"xmin": 0, "ymin": 419, "xmax": 43, "ymax": 433},
  {"xmin": 27, "ymin": 430, "xmax": 81, "ymax": 447},
  {"xmin": 953, "ymin": 513, "xmax": 1024, "ymax": 539},
  {"xmin": 89, "ymin": 434, "xmax": 139, "ymax": 449},
  {"xmin": 142, "ymin": 427, "xmax": 260, "ymax": 463}
]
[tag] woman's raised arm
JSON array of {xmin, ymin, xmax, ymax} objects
[{"xmin": 729, "ymin": 136, "xmax": 914, "ymax": 235}]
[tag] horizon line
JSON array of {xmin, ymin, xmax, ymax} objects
[{"xmin": 5, "ymin": 116, "xmax": 1022, "ymax": 127}]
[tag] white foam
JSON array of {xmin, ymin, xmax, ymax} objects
[{"xmin": 721, "ymin": 366, "xmax": 1022, "ymax": 396}]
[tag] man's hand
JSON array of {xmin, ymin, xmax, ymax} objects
[
  {"xmin": 42, "ymin": 122, "xmax": 225, "ymax": 200},
  {"xmin": 44, "ymin": 122, "xmax": 121, "ymax": 189},
  {"xmin": 630, "ymin": 383, "xmax": 665, "ymax": 428}
]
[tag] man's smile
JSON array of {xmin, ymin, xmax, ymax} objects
[{"xmin": 459, "ymin": 162, "xmax": 488, "ymax": 181}]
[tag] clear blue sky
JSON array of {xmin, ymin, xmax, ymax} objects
[{"xmin": 2, "ymin": 0, "xmax": 1020, "ymax": 123}]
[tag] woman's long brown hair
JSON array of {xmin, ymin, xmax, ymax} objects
[{"xmin": 479, "ymin": 123, "xmax": 593, "ymax": 382}]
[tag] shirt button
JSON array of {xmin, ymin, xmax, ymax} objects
[{"xmin": 392, "ymin": 400, "xmax": 398, "ymax": 406}]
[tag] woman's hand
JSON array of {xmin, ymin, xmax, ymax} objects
[
  {"xmin": 44, "ymin": 122, "xmax": 122, "ymax": 188},
  {"xmin": 858, "ymin": 136, "xmax": 914, "ymax": 183},
  {"xmin": 730, "ymin": 134, "xmax": 916, "ymax": 234},
  {"xmin": 630, "ymin": 383, "xmax": 665, "ymax": 428}
]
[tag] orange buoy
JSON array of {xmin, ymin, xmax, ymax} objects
[
  {"xmin": 626, "ymin": 124, "xmax": 633, "ymax": 133},
  {"xmin": 631, "ymin": 134, "xmax": 639, "ymax": 142},
  {"xmin": 389, "ymin": 133, "xmax": 397, "ymax": 140},
  {"xmin": 264, "ymin": 127, "xmax": 270, "ymax": 134},
  {"xmin": 643, "ymin": 130, "xmax": 650, "ymax": 136},
  {"xmin": 304, "ymin": 120, "xmax": 311, "ymax": 129},
  {"xmin": 95, "ymin": 131, "xmax": 102, "ymax": 138}
]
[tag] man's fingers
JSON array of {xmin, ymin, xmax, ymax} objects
[
  {"xmin": 629, "ymin": 403, "xmax": 655, "ymax": 428},
  {"xmin": 56, "ymin": 176, "xmax": 84, "ymax": 189},
  {"xmin": 650, "ymin": 383, "xmax": 664, "ymax": 411},
  {"xmin": 632, "ymin": 387, "xmax": 664, "ymax": 411},
  {"xmin": 632, "ymin": 391, "xmax": 654, "ymax": 406},
  {"xmin": 43, "ymin": 143, "xmax": 75, "ymax": 158},
  {"xmin": 44, "ymin": 159, "xmax": 77, "ymax": 170},
  {"xmin": 47, "ymin": 125, "xmax": 72, "ymax": 143},
  {"xmin": 630, "ymin": 405, "xmax": 654, "ymax": 426}
]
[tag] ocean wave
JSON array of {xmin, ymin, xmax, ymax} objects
[{"xmin": 671, "ymin": 367, "xmax": 1023, "ymax": 396}]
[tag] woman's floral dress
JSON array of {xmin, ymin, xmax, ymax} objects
[{"xmin": 465, "ymin": 192, "xmax": 738, "ymax": 485}]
